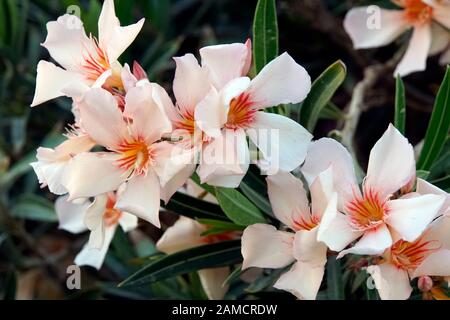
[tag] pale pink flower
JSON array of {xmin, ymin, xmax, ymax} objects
[
  {"xmin": 195, "ymin": 43, "xmax": 312, "ymax": 187},
  {"xmin": 366, "ymin": 214, "xmax": 450, "ymax": 299},
  {"xmin": 61, "ymin": 84, "xmax": 189, "ymax": 227},
  {"xmin": 241, "ymin": 168, "xmax": 337, "ymax": 300},
  {"xmin": 31, "ymin": 133, "xmax": 95, "ymax": 195},
  {"xmin": 55, "ymin": 192, "xmax": 137, "ymax": 270},
  {"xmin": 302, "ymin": 124, "xmax": 446, "ymax": 257},
  {"xmin": 157, "ymin": 216, "xmax": 240, "ymax": 300},
  {"xmin": 344, "ymin": 0, "xmax": 450, "ymax": 76},
  {"xmin": 31, "ymin": 0, "xmax": 144, "ymax": 106}
]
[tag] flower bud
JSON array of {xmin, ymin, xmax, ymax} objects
[{"xmin": 418, "ymin": 276, "xmax": 433, "ymax": 292}]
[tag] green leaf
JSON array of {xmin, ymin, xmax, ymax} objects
[
  {"xmin": 239, "ymin": 171, "xmax": 273, "ymax": 216},
  {"xmin": 163, "ymin": 192, "xmax": 228, "ymax": 221},
  {"xmin": 10, "ymin": 194, "xmax": 56, "ymax": 222},
  {"xmin": 119, "ymin": 240, "xmax": 242, "ymax": 288},
  {"xmin": 197, "ymin": 218, "xmax": 244, "ymax": 232},
  {"xmin": 319, "ymin": 102, "xmax": 345, "ymax": 120},
  {"xmin": 215, "ymin": 188, "xmax": 266, "ymax": 226},
  {"xmin": 394, "ymin": 76, "xmax": 406, "ymax": 134},
  {"xmin": 326, "ymin": 256, "xmax": 345, "ymax": 300},
  {"xmin": 245, "ymin": 268, "xmax": 286, "ymax": 293},
  {"xmin": 190, "ymin": 172, "xmax": 216, "ymax": 196},
  {"xmin": 300, "ymin": 60, "xmax": 347, "ymax": 132},
  {"xmin": 223, "ymin": 265, "xmax": 244, "ymax": 286},
  {"xmin": 417, "ymin": 67, "xmax": 450, "ymax": 170},
  {"xmin": 252, "ymin": 0, "xmax": 278, "ymax": 74},
  {"xmin": 416, "ymin": 169, "xmax": 430, "ymax": 181}
]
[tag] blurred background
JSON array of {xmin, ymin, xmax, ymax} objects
[{"xmin": 0, "ymin": 0, "xmax": 448, "ymax": 299}]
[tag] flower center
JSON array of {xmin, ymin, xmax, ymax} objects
[
  {"xmin": 292, "ymin": 209, "xmax": 320, "ymax": 231},
  {"xmin": 115, "ymin": 139, "xmax": 153, "ymax": 176},
  {"xmin": 390, "ymin": 236, "xmax": 441, "ymax": 271},
  {"xmin": 346, "ymin": 188, "xmax": 388, "ymax": 231},
  {"xmin": 103, "ymin": 193, "xmax": 122, "ymax": 227},
  {"xmin": 81, "ymin": 35, "xmax": 111, "ymax": 83},
  {"xmin": 174, "ymin": 108, "xmax": 196, "ymax": 134},
  {"xmin": 397, "ymin": 0, "xmax": 434, "ymax": 24},
  {"xmin": 225, "ymin": 93, "xmax": 256, "ymax": 129}
]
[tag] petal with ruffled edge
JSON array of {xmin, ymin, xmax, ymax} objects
[
  {"xmin": 266, "ymin": 172, "xmax": 310, "ymax": 230},
  {"xmin": 301, "ymin": 138, "xmax": 359, "ymax": 209},
  {"xmin": 241, "ymin": 224, "xmax": 295, "ymax": 270},
  {"xmin": 54, "ymin": 196, "xmax": 89, "ymax": 234},
  {"xmin": 366, "ymin": 263, "xmax": 412, "ymax": 300},
  {"xmin": 200, "ymin": 43, "xmax": 250, "ymax": 90},
  {"xmin": 247, "ymin": 112, "xmax": 312, "ymax": 173},
  {"xmin": 386, "ymin": 194, "xmax": 445, "ymax": 242},
  {"xmin": 343, "ymin": 7, "xmax": 410, "ymax": 49},
  {"xmin": 394, "ymin": 24, "xmax": 432, "ymax": 77},
  {"xmin": 365, "ymin": 124, "xmax": 415, "ymax": 199},
  {"xmin": 337, "ymin": 224, "xmax": 392, "ymax": 258},
  {"xmin": 156, "ymin": 216, "xmax": 205, "ymax": 254},
  {"xmin": 247, "ymin": 53, "xmax": 311, "ymax": 110},
  {"xmin": 98, "ymin": 0, "xmax": 144, "ymax": 62},
  {"xmin": 62, "ymin": 152, "xmax": 126, "ymax": 200},
  {"xmin": 115, "ymin": 169, "xmax": 161, "ymax": 227}
]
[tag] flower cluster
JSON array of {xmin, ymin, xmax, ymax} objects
[{"xmin": 31, "ymin": 0, "xmax": 450, "ymax": 300}]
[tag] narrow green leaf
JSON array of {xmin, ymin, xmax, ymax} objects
[
  {"xmin": 326, "ymin": 256, "xmax": 345, "ymax": 300},
  {"xmin": 416, "ymin": 169, "xmax": 430, "ymax": 181},
  {"xmin": 10, "ymin": 194, "xmax": 56, "ymax": 222},
  {"xmin": 164, "ymin": 192, "xmax": 228, "ymax": 221},
  {"xmin": 239, "ymin": 169, "xmax": 273, "ymax": 216},
  {"xmin": 223, "ymin": 265, "xmax": 244, "ymax": 286},
  {"xmin": 394, "ymin": 76, "xmax": 406, "ymax": 134},
  {"xmin": 190, "ymin": 172, "xmax": 216, "ymax": 196},
  {"xmin": 197, "ymin": 218, "xmax": 244, "ymax": 231},
  {"xmin": 215, "ymin": 188, "xmax": 266, "ymax": 226},
  {"xmin": 417, "ymin": 67, "xmax": 450, "ymax": 170},
  {"xmin": 119, "ymin": 240, "xmax": 242, "ymax": 287},
  {"xmin": 252, "ymin": 0, "xmax": 278, "ymax": 74},
  {"xmin": 319, "ymin": 102, "xmax": 345, "ymax": 120},
  {"xmin": 300, "ymin": 60, "xmax": 347, "ymax": 132}
]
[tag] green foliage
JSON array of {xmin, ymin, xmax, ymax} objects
[{"xmin": 394, "ymin": 76, "xmax": 406, "ymax": 135}]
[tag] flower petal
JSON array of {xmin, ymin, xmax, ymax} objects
[
  {"xmin": 78, "ymin": 88, "xmax": 129, "ymax": 149},
  {"xmin": 386, "ymin": 194, "xmax": 446, "ymax": 242},
  {"xmin": 84, "ymin": 194, "xmax": 108, "ymax": 249},
  {"xmin": 115, "ymin": 169, "xmax": 161, "ymax": 227},
  {"xmin": 156, "ymin": 216, "xmax": 205, "ymax": 254},
  {"xmin": 118, "ymin": 212, "xmax": 138, "ymax": 232},
  {"xmin": 343, "ymin": 7, "xmax": 409, "ymax": 49},
  {"xmin": 413, "ymin": 249, "xmax": 450, "ymax": 278},
  {"xmin": 366, "ymin": 263, "xmax": 412, "ymax": 300},
  {"xmin": 197, "ymin": 129, "xmax": 249, "ymax": 188},
  {"xmin": 247, "ymin": 112, "xmax": 312, "ymax": 173},
  {"xmin": 425, "ymin": 0, "xmax": 450, "ymax": 29},
  {"xmin": 310, "ymin": 166, "xmax": 335, "ymax": 219},
  {"xmin": 247, "ymin": 52, "xmax": 311, "ymax": 109},
  {"xmin": 54, "ymin": 196, "xmax": 89, "ymax": 234},
  {"xmin": 416, "ymin": 178, "xmax": 450, "ymax": 216},
  {"xmin": 124, "ymin": 84, "xmax": 172, "ymax": 144},
  {"xmin": 394, "ymin": 24, "xmax": 432, "ymax": 76},
  {"xmin": 31, "ymin": 61, "xmax": 85, "ymax": 106},
  {"xmin": 74, "ymin": 225, "xmax": 116, "ymax": 270},
  {"xmin": 173, "ymin": 54, "xmax": 210, "ymax": 115},
  {"xmin": 274, "ymin": 261, "xmax": 325, "ymax": 300},
  {"xmin": 198, "ymin": 267, "xmax": 230, "ymax": 300},
  {"xmin": 429, "ymin": 23, "xmax": 450, "ymax": 56},
  {"xmin": 337, "ymin": 224, "xmax": 392, "ymax": 258},
  {"xmin": 200, "ymin": 43, "xmax": 250, "ymax": 89},
  {"xmin": 98, "ymin": 0, "xmax": 145, "ymax": 62},
  {"xmin": 301, "ymin": 138, "xmax": 359, "ymax": 209},
  {"xmin": 366, "ymin": 124, "xmax": 415, "ymax": 199},
  {"xmin": 42, "ymin": 14, "xmax": 90, "ymax": 70},
  {"xmin": 241, "ymin": 223, "xmax": 295, "ymax": 270},
  {"xmin": 160, "ymin": 163, "xmax": 196, "ymax": 204},
  {"xmin": 62, "ymin": 153, "xmax": 126, "ymax": 200},
  {"xmin": 266, "ymin": 172, "xmax": 310, "ymax": 229},
  {"xmin": 293, "ymin": 228, "xmax": 328, "ymax": 266}
]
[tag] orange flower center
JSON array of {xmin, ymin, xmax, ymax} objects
[
  {"xmin": 390, "ymin": 236, "xmax": 440, "ymax": 271},
  {"xmin": 292, "ymin": 209, "xmax": 320, "ymax": 231},
  {"xmin": 103, "ymin": 193, "xmax": 122, "ymax": 227},
  {"xmin": 81, "ymin": 35, "xmax": 111, "ymax": 83},
  {"xmin": 396, "ymin": 0, "xmax": 434, "ymax": 24},
  {"xmin": 174, "ymin": 108, "xmax": 196, "ymax": 134},
  {"xmin": 115, "ymin": 139, "xmax": 153, "ymax": 176},
  {"xmin": 225, "ymin": 93, "xmax": 256, "ymax": 129},
  {"xmin": 346, "ymin": 188, "xmax": 388, "ymax": 231}
]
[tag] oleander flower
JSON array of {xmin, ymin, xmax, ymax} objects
[
  {"xmin": 366, "ymin": 214, "xmax": 450, "ymax": 300},
  {"xmin": 156, "ymin": 216, "xmax": 240, "ymax": 300},
  {"xmin": 195, "ymin": 44, "xmax": 312, "ymax": 187},
  {"xmin": 241, "ymin": 168, "xmax": 337, "ymax": 300},
  {"xmin": 31, "ymin": 0, "xmax": 144, "ymax": 106},
  {"xmin": 301, "ymin": 124, "xmax": 446, "ymax": 257},
  {"xmin": 61, "ymin": 84, "xmax": 190, "ymax": 228},
  {"xmin": 55, "ymin": 192, "xmax": 137, "ymax": 270},
  {"xmin": 344, "ymin": 0, "xmax": 450, "ymax": 76}
]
